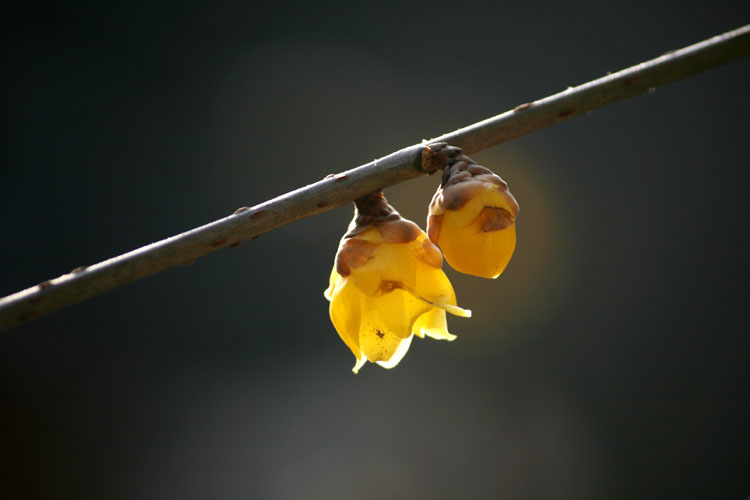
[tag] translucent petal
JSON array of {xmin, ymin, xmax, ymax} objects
[
  {"xmin": 440, "ymin": 208, "xmax": 517, "ymax": 279},
  {"xmin": 358, "ymin": 289, "xmax": 430, "ymax": 364},
  {"xmin": 350, "ymin": 241, "xmax": 419, "ymax": 297},
  {"xmin": 355, "ymin": 226, "xmax": 383, "ymax": 243},
  {"xmin": 451, "ymin": 194, "xmax": 485, "ymax": 227},
  {"xmin": 323, "ymin": 265, "xmax": 340, "ymax": 301},
  {"xmin": 360, "ymin": 325, "xmax": 409, "ymax": 366},
  {"xmin": 370, "ymin": 261, "xmax": 471, "ymax": 319},
  {"xmin": 361, "ymin": 288, "xmax": 431, "ymax": 341},
  {"xmin": 328, "ymin": 276, "xmax": 362, "ymax": 359},
  {"xmin": 352, "ymin": 356, "xmax": 367, "ymax": 374},
  {"xmin": 481, "ymin": 186, "xmax": 517, "ymax": 214},
  {"xmin": 413, "ymin": 237, "xmax": 443, "ymax": 268},
  {"xmin": 412, "ymin": 308, "xmax": 456, "ymax": 341},
  {"xmin": 437, "ymin": 303, "xmax": 472, "ymax": 318},
  {"xmin": 414, "ymin": 262, "xmax": 457, "ymax": 308},
  {"xmin": 375, "ymin": 334, "xmax": 414, "ymax": 368}
]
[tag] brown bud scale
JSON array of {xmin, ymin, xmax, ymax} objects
[
  {"xmin": 336, "ymin": 239, "xmax": 379, "ymax": 277},
  {"xmin": 427, "ymin": 146, "xmax": 519, "ymax": 217},
  {"xmin": 344, "ymin": 192, "xmax": 419, "ymax": 244},
  {"xmin": 476, "ymin": 207, "xmax": 514, "ymax": 232}
]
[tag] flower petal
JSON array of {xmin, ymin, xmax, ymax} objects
[
  {"xmin": 436, "ymin": 303, "xmax": 472, "ymax": 318},
  {"xmin": 360, "ymin": 325, "xmax": 411, "ymax": 367},
  {"xmin": 450, "ymin": 191, "xmax": 486, "ymax": 226},
  {"xmin": 361, "ymin": 288, "xmax": 431, "ymax": 341},
  {"xmin": 439, "ymin": 209, "xmax": 517, "ymax": 279},
  {"xmin": 323, "ymin": 266, "xmax": 340, "ymax": 301},
  {"xmin": 413, "ymin": 261, "xmax": 471, "ymax": 317},
  {"xmin": 352, "ymin": 356, "xmax": 367, "ymax": 374},
  {"xmin": 328, "ymin": 276, "xmax": 362, "ymax": 359},
  {"xmin": 375, "ymin": 334, "xmax": 413, "ymax": 369},
  {"xmin": 413, "ymin": 237, "xmax": 443, "ymax": 268},
  {"xmin": 349, "ymin": 241, "xmax": 419, "ymax": 297},
  {"xmin": 412, "ymin": 308, "xmax": 456, "ymax": 341},
  {"xmin": 358, "ymin": 288, "xmax": 430, "ymax": 364},
  {"xmin": 332, "ymin": 276, "xmax": 431, "ymax": 370}
]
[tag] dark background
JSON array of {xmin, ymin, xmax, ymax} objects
[{"xmin": 2, "ymin": 2, "xmax": 749, "ymax": 499}]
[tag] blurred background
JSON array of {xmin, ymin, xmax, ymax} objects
[{"xmin": 1, "ymin": 2, "xmax": 749, "ymax": 499}]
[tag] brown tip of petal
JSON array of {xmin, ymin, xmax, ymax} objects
[
  {"xmin": 476, "ymin": 206, "xmax": 514, "ymax": 232},
  {"xmin": 335, "ymin": 239, "xmax": 380, "ymax": 276},
  {"xmin": 428, "ymin": 188, "xmax": 444, "ymax": 216},
  {"xmin": 415, "ymin": 237, "xmax": 444, "ymax": 268},
  {"xmin": 376, "ymin": 218, "xmax": 421, "ymax": 244},
  {"xmin": 467, "ymin": 164, "xmax": 493, "ymax": 176},
  {"xmin": 448, "ymin": 170, "xmax": 473, "ymax": 184},
  {"xmin": 442, "ymin": 179, "xmax": 488, "ymax": 212},
  {"xmin": 427, "ymin": 214, "xmax": 443, "ymax": 244},
  {"xmin": 475, "ymin": 173, "xmax": 509, "ymax": 190},
  {"xmin": 452, "ymin": 160, "xmax": 469, "ymax": 171}
]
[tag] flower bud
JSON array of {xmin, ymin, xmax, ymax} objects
[{"xmin": 427, "ymin": 152, "xmax": 519, "ymax": 279}]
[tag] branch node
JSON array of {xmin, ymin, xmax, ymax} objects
[{"xmin": 513, "ymin": 102, "xmax": 534, "ymax": 112}]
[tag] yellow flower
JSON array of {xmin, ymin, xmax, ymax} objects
[
  {"xmin": 324, "ymin": 192, "xmax": 470, "ymax": 373},
  {"xmin": 427, "ymin": 153, "xmax": 519, "ymax": 279}
]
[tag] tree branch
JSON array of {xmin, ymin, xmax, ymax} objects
[{"xmin": 2, "ymin": 24, "xmax": 749, "ymax": 332}]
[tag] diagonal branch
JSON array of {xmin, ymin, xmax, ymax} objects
[{"xmin": 2, "ymin": 24, "xmax": 749, "ymax": 332}]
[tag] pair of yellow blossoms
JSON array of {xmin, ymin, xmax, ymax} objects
[{"xmin": 324, "ymin": 149, "xmax": 519, "ymax": 373}]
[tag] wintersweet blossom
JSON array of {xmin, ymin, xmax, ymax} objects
[
  {"xmin": 427, "ymin": 152, "xmax": 519, "ymax": 279},
  {"xmin": 324, "ymin": 192, "xmax": 470, "ymax": 373}
]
